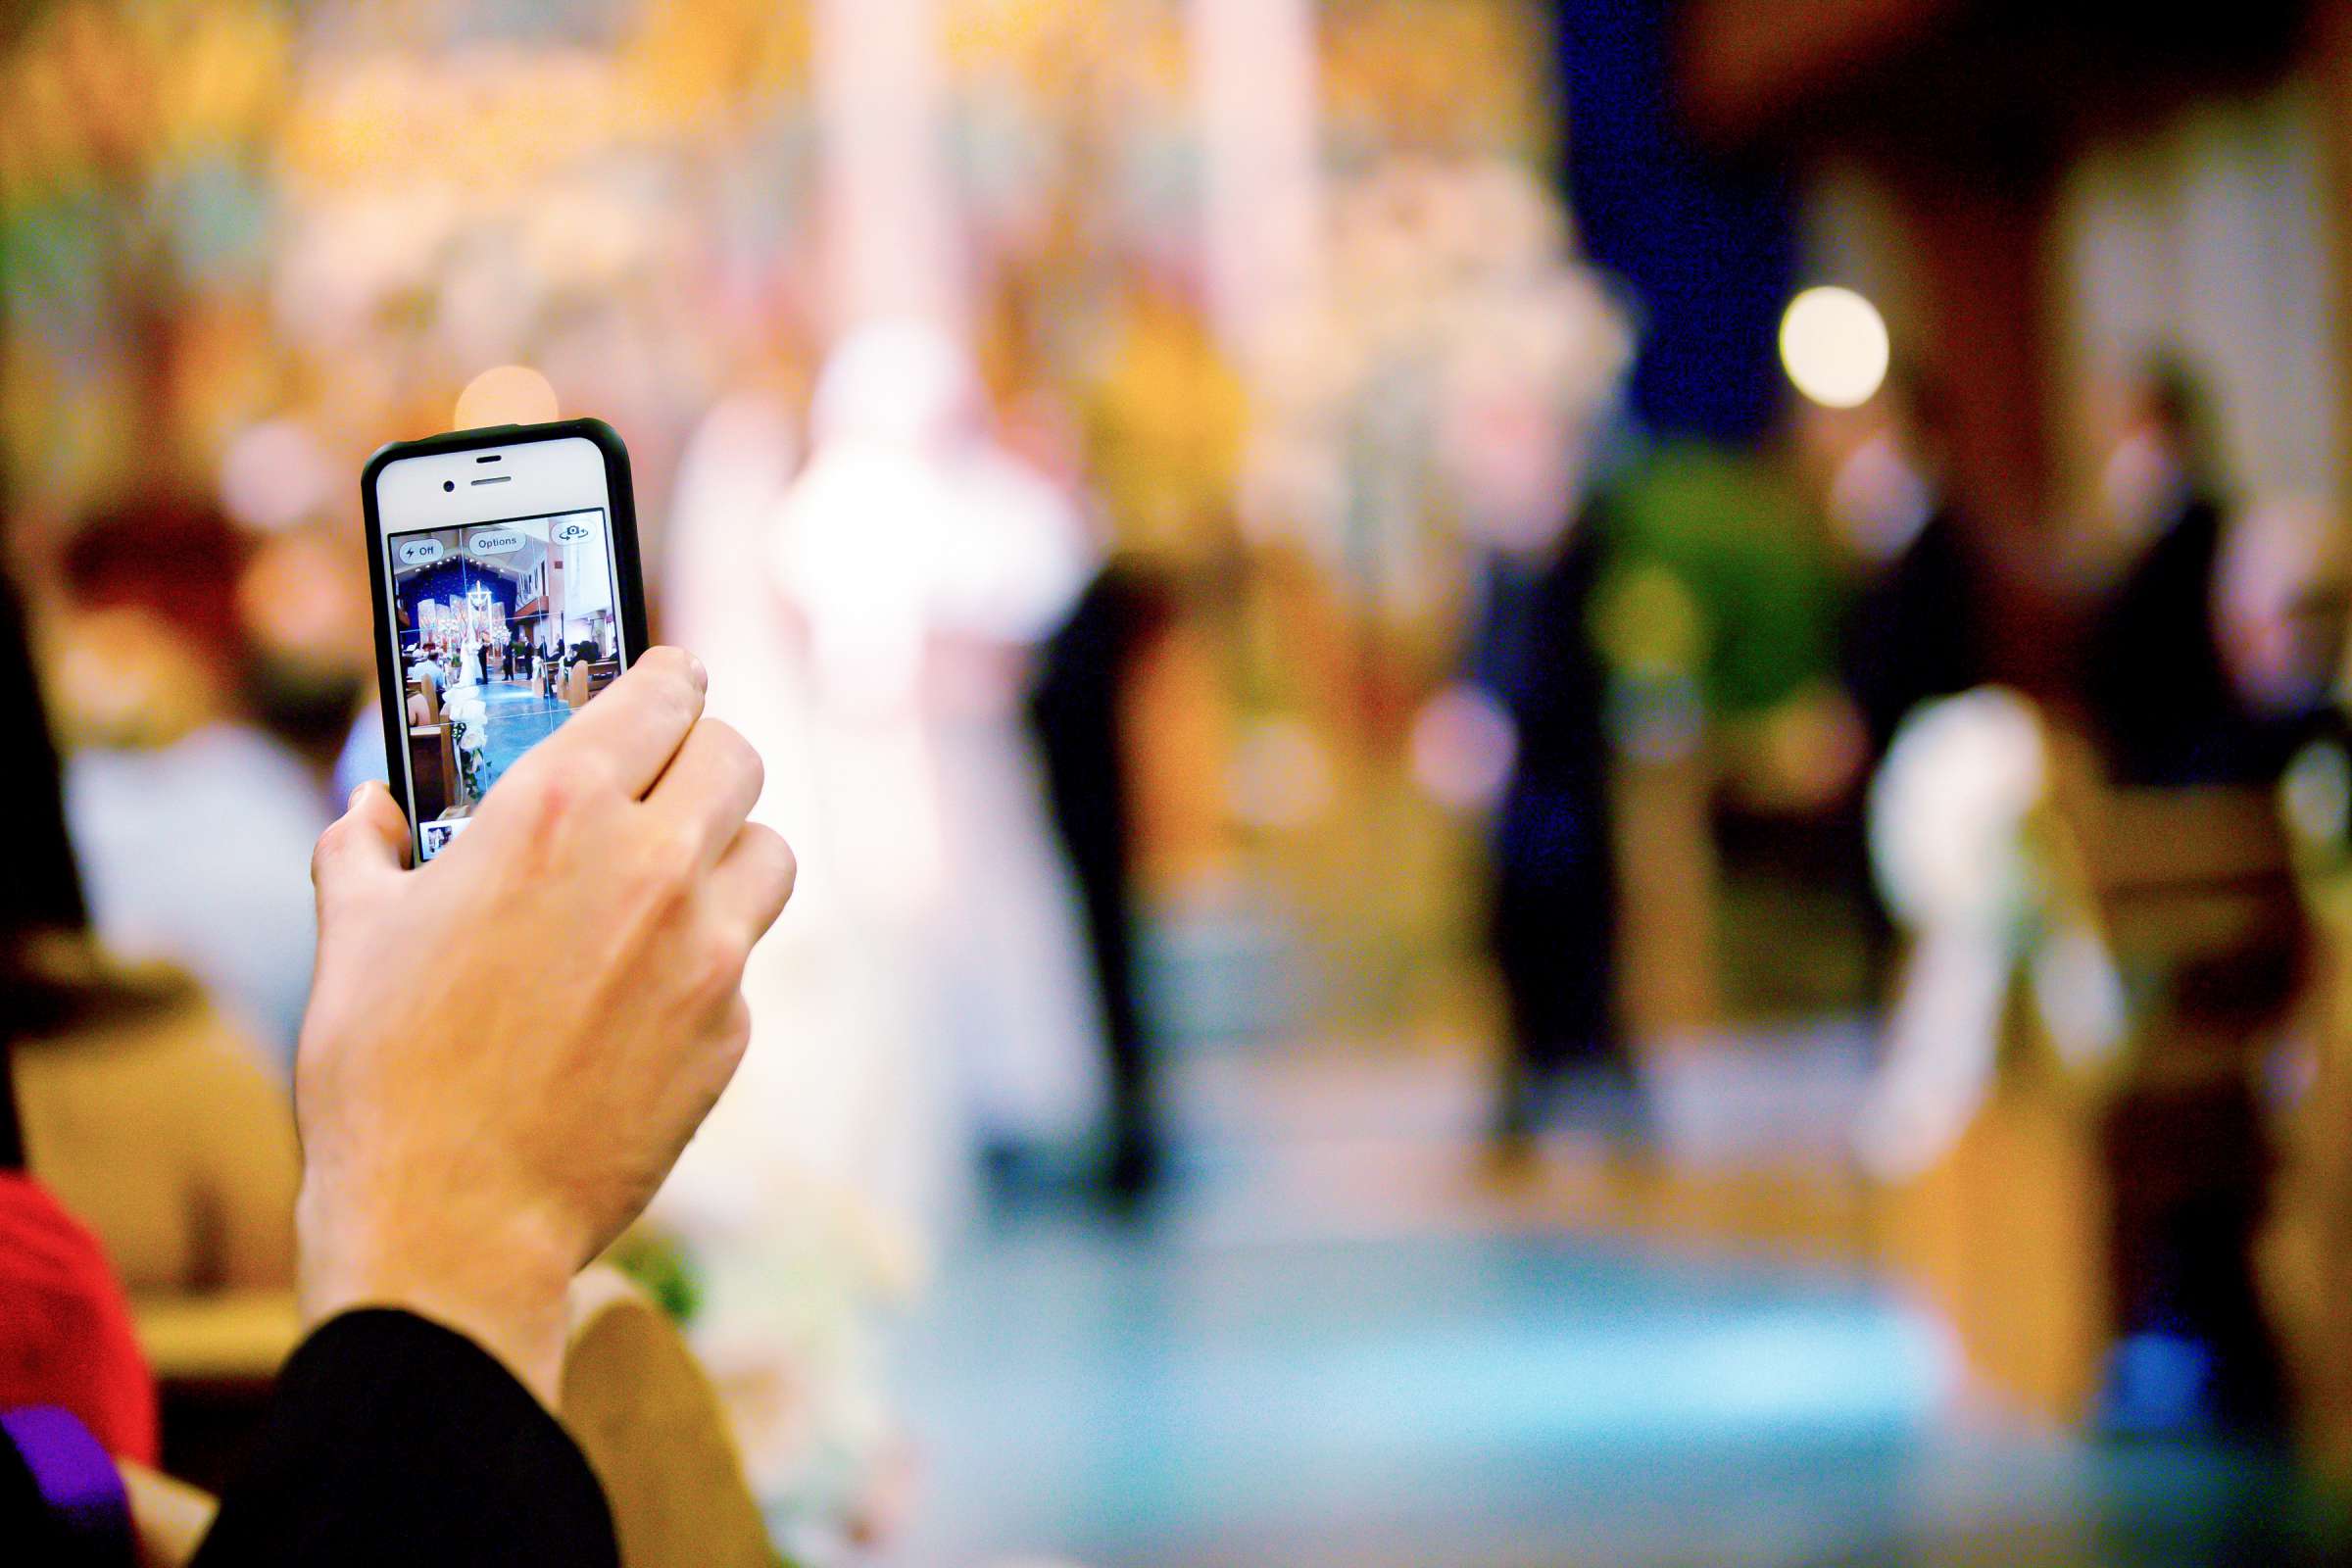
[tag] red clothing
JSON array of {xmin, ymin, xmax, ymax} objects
[{"xmin": 0, "ymin": 1172, "xmax": 158, "ymax": 1462}]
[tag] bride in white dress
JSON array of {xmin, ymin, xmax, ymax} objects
[
  {"xmin": 662, "ymin": 327, "xmax": 1105, "ymax": 1210},
  {"xmin": 775, "ymin": 323, "xmax": 1103, "ymax": 1180},
  {"xmin": 650, "ymin": 334, "xmax": 1105, "ymax": 1534}
]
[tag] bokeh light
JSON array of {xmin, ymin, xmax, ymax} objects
[
  {"xmin": 453, "ymin": 366, "xmax": 560, "ymax": 430},
  {"xmin": 1779, "ymin": 286, "xmax": 1890, "ymax": 409}
]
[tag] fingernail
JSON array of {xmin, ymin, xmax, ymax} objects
[
  {"xmin": 348, "ymin": 782, "xmax": 371, "ymax": 810},
  {"xmin": 685, "ymin": 651, "xmax": 708, "ymax": 691}
]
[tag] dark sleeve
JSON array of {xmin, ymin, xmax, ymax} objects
[
  {"xmin": 193, "ymin": 1309, "xmax": 617, "ymax": 1568},
  {"xmin": 1844, "ymin": 513, "xmax": 1983, "ymax": 752}
]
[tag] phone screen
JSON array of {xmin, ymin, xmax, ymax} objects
[{"xmin": 380, "ymin": 503, "xmax": 625, "ymax": 860}]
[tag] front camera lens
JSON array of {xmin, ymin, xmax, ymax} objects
[{"xmin": 443, "ymin": 480, "xmax": 456, "ymax": 492}]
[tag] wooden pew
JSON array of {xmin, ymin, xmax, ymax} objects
[
  {"xmin": 1882, "ymin": 741, "xmax": 2302, "ymax": 1428},
  {"xmin": 2270, "ymin": 758, "xmax": 2352, "ymax": 1476},
  {"xmin": 408, "ymin": 722, "xmax": 457, "ymax": 823},
  {"xmin": 560, "ymin": 1268, "xmax": 775, "ymax": 1568},
  {"xmin": 2080, "ymin": 783, "xmax": 2299, "ymax": 1430},
  {"xmin": 565, "ymin": 658, "xmax": 621, "ymax": 710}
]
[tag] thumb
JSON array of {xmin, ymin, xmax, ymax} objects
[{"xmin": 312, "ymin": 781, "xmax": 411, "ymax": 912}]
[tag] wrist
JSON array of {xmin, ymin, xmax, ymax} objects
[{"xmin": 297, "ymin": 1178, "xmax": 579, "ymax": 1408}]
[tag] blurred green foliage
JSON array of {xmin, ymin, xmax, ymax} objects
[
  {"xmin": 1599, "ymin": 441, "xmax": 1839, "ymax": 718},
  {"xmin": 607, "ymin": 1224, "xmax": 704, "ymax": 1326}
]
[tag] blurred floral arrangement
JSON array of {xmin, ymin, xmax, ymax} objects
[
  {"xmin": 442, "ymin": 685, "xmax": 489, "ymax": 801},
  {"xmin": 1858, "ymin": 688, "xmax": 2127, "ymax": 1179},
  {"xmin": 0, "ymin": 0, "xmax": 829, "ymax": 550},
  {"xmin": 1249, "ymin": 153, "xmax": 1622, "ymax": 627},
  {"xmin": 1322, "ymin": 0, "xmax": 1556, "ymax": 166},
  {"xmin": 0, "ymin": 0, "xmax": 290, "ymax": 510}
]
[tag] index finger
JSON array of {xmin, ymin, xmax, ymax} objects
[{"xmin": 515, "ymin": 645, "xmax": 708, "ymax": 802}]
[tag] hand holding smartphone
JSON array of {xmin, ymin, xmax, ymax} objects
[
  {"xmin": 316, "ymin": 417, "xmax": 792, "ymax": 1406},
  {"xmin": 362, "ymin": 419, "xmax": 651, "ymax": 863}
]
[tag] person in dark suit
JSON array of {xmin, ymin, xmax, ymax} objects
[
  {"xmin": 1467, "ymin": 502, "xmax": 1626, "ymax": 1151},
  {"xmin": 1433, "ymin": 316, "xmax": 1636, "ymax": 1154},
  {"xmin": 1811, "ymin": 368, "xmax": 1989, "ymax": 994},
  {"xmin": 2084, "ymin": 353, "xmax": 2293, "ymax": 787},
  {"xmin": 1825, "ymin": 370, "xmax": 1985, "ymax": 761},
  {"xmin": 0, "ymin": 617, "xmax": 794, "ymax": 1565},
  {"xmin": 1028, "ymin": 559, "xmax": 1176, "ymax": 1207}
]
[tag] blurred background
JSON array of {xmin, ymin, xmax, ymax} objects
[{"xmin": 10, "ymin": 0, "xmax": 2352, "ymax": 1563}]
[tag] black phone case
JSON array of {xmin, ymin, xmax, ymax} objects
[{"xmin": 361, "ymin": 417, "xmax": 649, "ymax": 862}]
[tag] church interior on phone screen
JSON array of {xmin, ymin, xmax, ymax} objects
[{"xmin": 391, "ymin": 512, "xmax": 617, "ymax": 820}]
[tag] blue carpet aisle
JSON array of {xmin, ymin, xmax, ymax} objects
[
  {"xmin": 872, "ymin": 1041, "xmax": 2336, "ymax": 1568},
  {"xmin": 464, "ymin": 679, "xmax": 569, "ymax": 794}
]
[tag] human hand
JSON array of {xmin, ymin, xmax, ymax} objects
[{"xmin": 293, "ymin": 647, "xmax": 795, "ymax": 1404}]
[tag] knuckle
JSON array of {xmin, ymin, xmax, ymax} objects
[
  {"xmin": 711, "ymin": 719, "xmax": 763, "ymax": 793},
  {"xmin": 659, "ymin": 674, "xmax": 698, "ymax": 728},
  {"xmin": 641, "ymin": 653, "xmax": 702, "ymax": 721},
  {"xmin": 755, "ymin": 825, "xmax": 799, "ymax": 904},
  {"xmin": 505, "ymin": 758, "xmax": 560, "ymax": 810},
  {"xmin": 718, "ymin": 996, "xmax": 754, "ymax": 1055},
  {"xmin": 309, "ymin": 817, "xmax": 376, "ymax": 900},
  {"xmin": 635, "ymin": 826, "xmax": 702, "ymax": 906},
  {"xmin": 662, "ymin": 832, "xmax": 705, "ymax": 892},
  {"xmin": 719, "ymin": 930, "xmax": 755, "ymax": 986},
  {"xmin": 687, "ymin": 931, "xmax": 746, "ymax": 1004},
  {"xmin": 567, "ymin": 749, "xmax": 624, "ymax": 802},
  {"xmin": 308, "ymin": 821, "xmax": 346, "ymax": 885},
  {"xmin": 530, "ymin": 755, "xmax": 611, "ymax": 820},
  {"xmin": 498, "ymin": 762, "xmax": 607, "ymax": 874}
]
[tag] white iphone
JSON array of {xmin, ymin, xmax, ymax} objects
[{"xmin": 362, "ymin": 419, "xmax": 648, "ymax": 864}]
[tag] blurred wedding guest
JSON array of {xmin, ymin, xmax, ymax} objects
[
  {"xmin": 2084, "ymin": 353, "xmax": 2293, "ymax": 785},
  {"xmin": 54, "ymin": 504, "xmax": 332, "ymax": 1068},
  {"xmin": 1802, "ymin": 369, "xmax": 1988, "ymax": 992},
  {"xmin": 9, "ymin": 943, "xmax": 299, "ymax": 1302},
  {"xmin": 1028, "ymin": 522, "xmax": 1179, "ymax": 1208},
  {"xmin": 0, "ymin": 570, "xmax": 163, "ymax": 1518},
  {"xmin": 1, "ymin": 1030, "xmax": 164, "ymax": 1469},
  {"xmin": 232, "ymin": 526, "xmax": 373, "ymax": 774},
  {"xmin": 0, "ymin": 571, "xmax": 298, "ymax": 1300},
  {"xmin": 52, "ymin": 605, "xmax": 329, "ymax": 1072},
  {"xmin": 2213, "ymin": 496, "xmax": 2348, "ymax": 733},
  {"xmin": 1425, "ymin": 281, "xmax": 1635, "ymax": 1154},
  {"xmin": 1816, "ymin": 369, "xmax": 1985, "ymax": 759},
  {"xmin": 768, "ymin": 323, "xmax": 1102, "ymax": 1216}
]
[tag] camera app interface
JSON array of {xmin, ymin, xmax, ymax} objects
[{"xmin": 387, "ymin": 508, "xmax": 620, "ymax": 860}]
